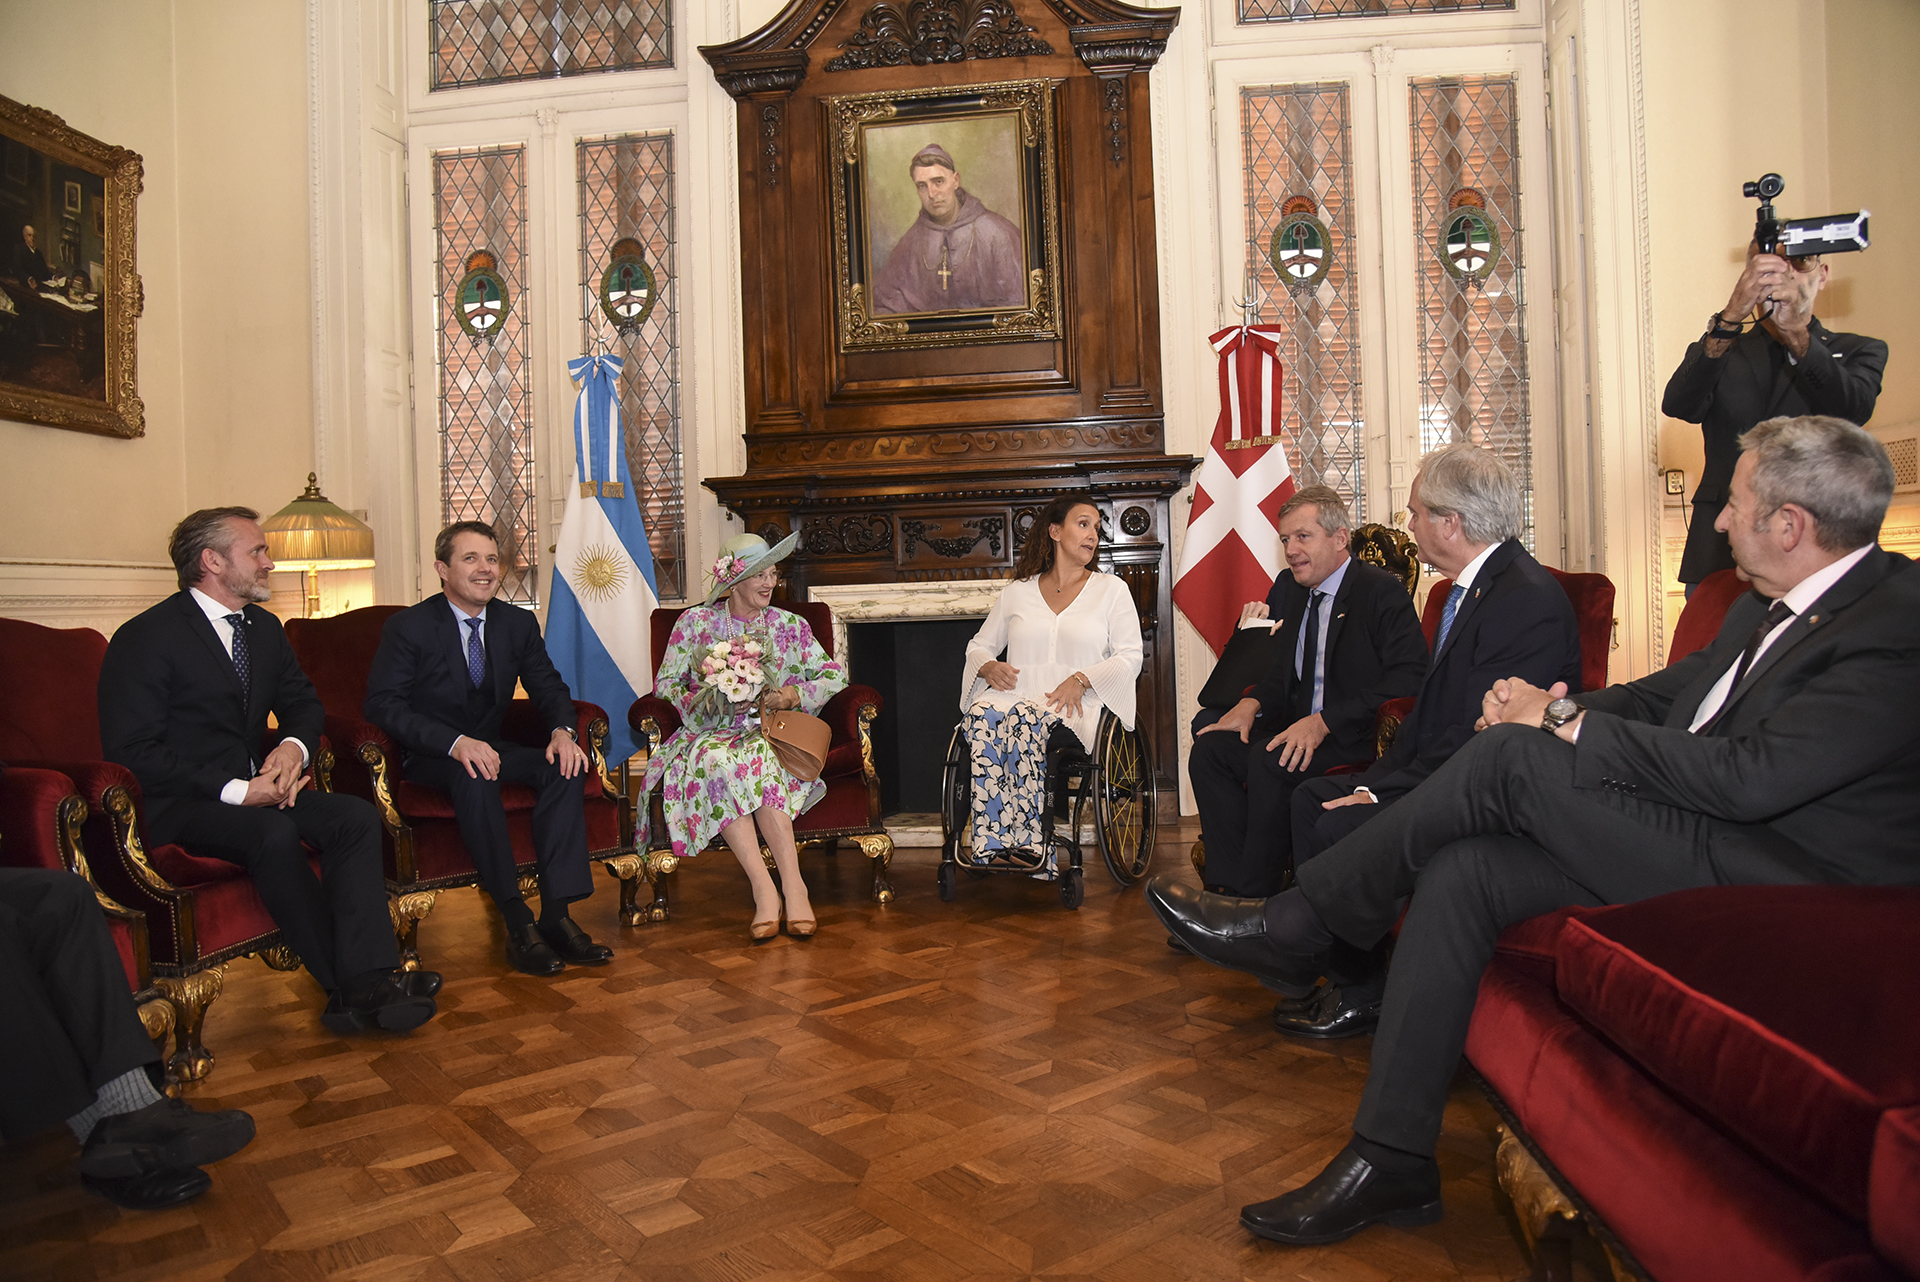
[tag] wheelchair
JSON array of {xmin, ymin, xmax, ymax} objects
[{"xmin": 937, "ymin": 708, "xmax": 1157, "ymax": 909}]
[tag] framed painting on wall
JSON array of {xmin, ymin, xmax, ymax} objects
[
  {"xmin": 0, "ymin": 95, "xmax": 144, "ymax": 438},
  {"xmin": 828, "ymin": 78, "xmax": 1064, "ymax": 353}
]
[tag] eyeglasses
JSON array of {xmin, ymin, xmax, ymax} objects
[{"xmin": 1783, "ymin": 254, "xmax": 1822, "ymax": 273}]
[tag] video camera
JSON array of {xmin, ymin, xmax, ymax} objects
[{"xmin": 1744, "ymin": 173, "xmax": 1870, "ymax": 258}]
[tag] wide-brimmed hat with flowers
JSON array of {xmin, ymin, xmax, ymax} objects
[{"xmin": 703, "ymin": 529, "xmax": 801, "ymax": 605}]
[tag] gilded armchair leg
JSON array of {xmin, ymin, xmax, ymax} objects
[
  {"xmin": 1495, "ymin": 1125, "xmax": 1632, "ymax": 1282},
  {"xmin": 256, "ymin": 943, "xmax": 302, "ymax": 972},
  {"xmin": 137, "ymin": 995, "xmax": 176, "ymax": 1056},
  {"xmin": 386, "ymin": 891, "xmax": 439, "ymax": 971},
  {"xmin": 600, "ymin": 853, "xmax": 646, "ymax": 927},
  {"xmin": 852, "ymin": 833, "xmax": 895, "ymax": 903},
  {"xmin": 644, "ymin": 850, "xmax": 678, "ymax": 923},
  {"xmin": 1190, "ymin": 838, "xmax": 1206, "ymax": 877},
  {"xmin": 154, "ymin": 968, "xmax": 223, "ymax": 1083}
]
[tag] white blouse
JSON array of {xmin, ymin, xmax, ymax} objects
[{"xmin": 960, "ymin": 572, "xmax": 1145, "ymax": 750}]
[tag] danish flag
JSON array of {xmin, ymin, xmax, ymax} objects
[{"xmin": 1172, "ymin": 324, "xmax": 1296, "ymax": 655}]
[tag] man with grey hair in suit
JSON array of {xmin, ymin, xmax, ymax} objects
[{"xmin": 1151, "ymin": 415, "xmax": 1920, "ymax": 1245}]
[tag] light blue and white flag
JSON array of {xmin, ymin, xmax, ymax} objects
[{"xmin": 546, "ymin": 353, "xmax": 659, "ymax": 766}]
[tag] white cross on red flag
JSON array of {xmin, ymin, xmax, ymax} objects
[{"xmin": 1172, "ymin": 324, "xmax": 1296, "ymax": 655}]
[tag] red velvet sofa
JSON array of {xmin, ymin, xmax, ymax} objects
[
  {"xmin": 1464, "ymin": 572, "xmax": 1917, "ymax": 1280},
  {"xmin": 1468, "ymin": 888, "xmax": 1919, "ymax": 1281}
]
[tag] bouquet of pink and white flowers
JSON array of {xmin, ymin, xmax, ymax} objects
[{"xmin": 691, "ymin": 635, "xmax": 771, "ymax": 716}]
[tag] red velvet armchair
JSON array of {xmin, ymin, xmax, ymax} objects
[
  {"xmin": 0, "ymin": 618, "xmax": 303, "ymax": 1081},
  {"xmin": 627, "ymin": 600, "xmax": 891, "ymax": 921},
  {"xmin": 284, "ymin": 605, "xmax": 638, "ymax": 948},
  {"xmin": 0, "ymin": 764, "xmax": 177, "ymax": 1064}
]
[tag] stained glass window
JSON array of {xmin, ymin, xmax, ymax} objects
[
  {"xmin": 1240, "ymin": 0, "xmax": 1513, "ymax": 22},
  {"xmin": 434, "ymin": 145, "xmax": 539, "ymax": 605},
  {"xmin": 578, "ymin": 133, "xmax": 685, "ymax": 600},
  {"xmin": 1410, "ymin": 75, "xmax": 1534, "ymax": 546},
  {"xmin": 1242, "ymin": 84, "xmax": 1366, "ymax": 516},
  {"xmin": 431, "ymin": 0, "xmax": 672, "ymax": 90}
]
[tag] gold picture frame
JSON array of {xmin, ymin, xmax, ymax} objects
[
  {"xmin": 0, "ymin": 95, "xmax": 144, "ymax": 438},
  {"xmin": 827, "ymin": 78, "xmax": 1064, "ymax": 353}
]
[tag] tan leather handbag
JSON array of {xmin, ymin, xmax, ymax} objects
[{"xmin": 761, "ymin": 702, "xmax": 831, "ymax": 782}]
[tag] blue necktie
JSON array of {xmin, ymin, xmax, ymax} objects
[
  {"xmin": 465, "ymin": 617, "xmax": 485, "ymax": 689},
  {"xmin": 1295, "ymin": 589, "xmax": 1326, "ymax": 715},
  {"xmin": 1434, "ymin": 584, "xmax": 1468, "ymax": 653},
  {"xmin": 225, "ymin": 613, "xmax": 251, "ymax": 699}
]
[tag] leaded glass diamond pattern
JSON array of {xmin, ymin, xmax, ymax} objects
[
  {"xmin": 435, "ymin": 146, "xmax": 539, "ymax": 605},
  {"xmin": 1240, "ymin": 0, "xmax": 1513, "ymax": 21},
  {"xmin": 578, "ymin": 133, "xmax": 684, "ymax": 601},
  {"xmin": 431, "ymin": 0, "xmax": 672, "ymax": 90},
  {"xmin": 1242, "ymin": 84, "xmax": 1365, "ymax": 517},
  {"xmin": 1410, "ymin": 76, "xmax": 1533, "ymax": 547}
]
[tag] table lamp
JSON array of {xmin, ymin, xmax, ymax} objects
[{"xmin": 262, "ymin": 473, "xmax": 376, "ymax": 618}]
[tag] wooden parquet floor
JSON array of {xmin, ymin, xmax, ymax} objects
[{"xmin": 2, "ymin": 822, "xmax": 1533, "ymax": 1281}]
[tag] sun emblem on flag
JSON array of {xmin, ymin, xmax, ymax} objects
[{"xmin": 571, "ymin": 545, "xmax": 628, "ymax": 602}]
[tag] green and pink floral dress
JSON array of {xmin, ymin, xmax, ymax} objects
[{"xmin": 642, "ymin": 604, "xmax": 846, "ymax": 858}]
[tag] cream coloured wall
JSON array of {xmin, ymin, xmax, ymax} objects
[{"xmin": 0, "ymin": 0, "xmax": 314, "ymax": 630}]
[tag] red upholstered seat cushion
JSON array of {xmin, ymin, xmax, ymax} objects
[
  {"xmin": 1491, "ymin": 904, "xmax": 1593, "ymax": 986},
  {"xmin": 1873, "ymin": 1106, "xmax": 1920, "ymax": 1276},
  {"xmin": 1553, "ymin": 886, "xmax": 1920, "ymax": 1221},
  {"xmin": 1467, "ymin": 956, "xmax": 1900, "ymax": 1282}
]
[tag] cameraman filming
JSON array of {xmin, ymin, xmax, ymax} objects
[{"xmin": 1663, "ymin": 242, "xmax": 1886, "ymax": 588}]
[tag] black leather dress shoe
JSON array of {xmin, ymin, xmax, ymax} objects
[
  {"xmin": 1271, "ymin": 980, "xmax": 1326, "ymax": 1019},
  {"xmin": 321, "ymin": 975, "xmax": 437, "ymax": 1033},
  {"xmin": 397, "ymin": 969, "xmax": 443, "ymax": 998},
  {"xmin": 80, "ymin": 1098, "xmax": 256, "ymax": 1178},
  {"xmin": 1273, "ymin": 985, "xmax": 1382, "ymax": 1039},
  {"xmin": 1145, "ymin": 878, "xmax": 1325, "ymax": 998},
  {"xmin": 1166, "ymin": 934, "xmax": 1192, "ymax": 953},
  {"xmin": 1240, "ymin": 1144, "xmax": 1442, "ymax": 1244},
  {"xmin": 82, "ymin": 1166, "xmax": 212, "ymax": 1210},
  {"xmin": 505, "ymin": 922, "xmax": 566, "ymax": 976},
  {"xmin": 539, "ymin": 917, "xmax": 613, "ymax": 965}
]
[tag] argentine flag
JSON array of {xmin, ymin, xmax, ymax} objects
[{"xmin": 546, "ymin": 353, "xmax": 660, "ymax": 766}]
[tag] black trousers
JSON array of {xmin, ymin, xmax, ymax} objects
[
  {"xmin": 1290, "ymin": 774, "xmax": 1396, "ymax": 993},
  {"xmin": 1189, "ymin": 714, "xmax": 1369, "ymax": 898},
  {"xmin": 405, "ymin": 742, "xmax": 592, "ymax": 912},
  {"xmin": 147, "ymin": 790, "xmax": 395, "ymax": 993},
  {"xmin": 0, "ymin": 869, "xmax": 160, "ymax": 1141},
  {"xmin": 1293, "ymin": 724, "xmax": 1815, "ymax": 1156}
]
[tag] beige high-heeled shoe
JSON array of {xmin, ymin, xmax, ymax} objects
[{"xmin": 750, "ymin": 917, "xmax": 780, "ymax": 943}]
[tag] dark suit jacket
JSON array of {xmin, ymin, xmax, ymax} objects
[
  {"xmin": 98, "ymin": 593, "xmax": 324, "ymax": 819},
  {"xmin": 364, "ymin": 595, "xmax": 576, "ymax": 761},
  {"xmin": 1575, "ymin": 549, "xmax": 1920, "ymax": 887},
  {"xmin": 1662, "ymin": 319, "xmax": 1887, "ymax": 582},
  {"xmin": 1353, "ymin": 539, "xmax": 1582, "ymax": 801},
  {"xmin": 1243, "ymin": 559, "xmax": 1429, "ymax": 755}
]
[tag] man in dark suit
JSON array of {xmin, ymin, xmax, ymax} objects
[
  {"xmin": 1151, "ymin": 415, "xmax": 1920, "ymax": 1246},
  {"xmin": 0, "ymin": 863, "xmax": 255, "ymax": 1210},
  {"xmin": 1664, "ymin": 242, "xmax": 1885, "ymax": 588},
  {"xmin": 1277, "ymin": 443, "xmax": 1583, "ymax": 1037},
  {"xmin": 1187, "ymin": 486, "xmax": 1426, "ymax": 900},
  {"xmin": 99, "ymin": 508, "xmax": 437, "ymax": 1033},
  {"xmin": 364, "ymin": 521, "xmax": 613, "ymax": 977}
]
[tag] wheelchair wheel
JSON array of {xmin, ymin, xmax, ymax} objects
[
  {"xmin": 940, "ymin": 722, "xmax": 970, "ymax": 866},
  {"xmin": 1059, "ymin": 866, "xmax": 1084, "ymax": 909},
  {"xmin": 1092, "ymin": 714, "xmax": 1157, "ymax": 886},
  {"xmin": 937, "ymin": 860, "xmax": 957, "ymax": 902}
]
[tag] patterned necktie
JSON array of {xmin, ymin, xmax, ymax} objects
[
  {"xmin": 225, "ymin": 613, "xmax": 251, "ymax": 699},
  {"xmin": 1295, "ymin": 589, "xmax": 1326, "ymax": 715},
  {"xmin": 1699, "ymin": 599, "xmax": 1795, "ymax": 733},
  {"xmin": 1434, "ymin": 583, "xmax": 1468, "ymax": 653},
  {"xmin": 465, "ymin": 617, "xmax": 485, "ymax": 689}
]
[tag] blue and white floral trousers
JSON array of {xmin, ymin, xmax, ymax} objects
[{"xmin": 965, "ymin": 702, "xmax": 1064, "ymax": 873}]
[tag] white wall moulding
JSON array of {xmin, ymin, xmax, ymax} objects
[{"xmin": 0, "ymin": 559, "xmax": 176, "ymax": 634}]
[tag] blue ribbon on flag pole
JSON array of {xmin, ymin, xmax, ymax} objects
[{"xmin": 547, "ymin": 352, "xmax": 660, "ymax": 767}]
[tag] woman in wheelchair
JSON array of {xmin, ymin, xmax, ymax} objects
[
  {"xmin": 643, "ymin": 532, "xmax": 847, "ymax": 941},
  {"xmin": 959, "ymin": 495, "xmax": 1143, "ymax": 874}
]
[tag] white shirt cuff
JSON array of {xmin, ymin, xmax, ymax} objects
[
  {"xmin": 448, "ymin": 734, "xmax": 466, "ymax": 757},
  {"xmin": 220, "ymin": 778, "xmax": 250, "ymax": 805}
]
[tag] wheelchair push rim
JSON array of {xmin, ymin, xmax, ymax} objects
[{"xmin": 1091, "ymin": 714, "xmax": 1156, "ymax": 886}]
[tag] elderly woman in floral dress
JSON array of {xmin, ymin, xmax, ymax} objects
[{"xmin": 643, "ymin": 532, "xmax": 847, "ymax": 940}]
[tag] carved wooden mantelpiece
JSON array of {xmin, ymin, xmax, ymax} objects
[{"xmin": 700, "ymin": 0, "xmax": 1190, "ymax": 795}]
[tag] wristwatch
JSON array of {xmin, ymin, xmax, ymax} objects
[{"xmin": 1541, "ymin": 697, "xmax": 1580, "ymax": 733}]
